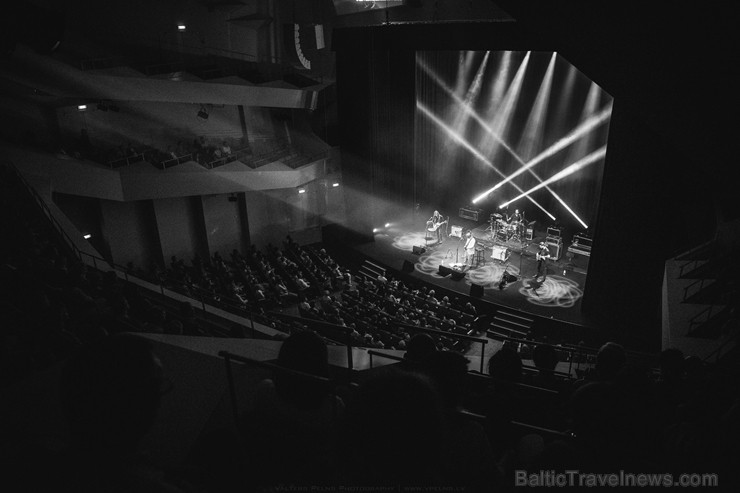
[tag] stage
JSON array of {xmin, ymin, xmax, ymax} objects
[{"xmin": 351, "ymin": 212, "xmax": 593, "ymax": 328}]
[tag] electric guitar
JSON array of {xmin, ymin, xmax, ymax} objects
[
  {"xmin": 536, "ymin": 251, "xmax": 552, "ymax": 261},
  {"xmin": 429, "ymin": 218, "xmax": 448, "ymax": 231}
]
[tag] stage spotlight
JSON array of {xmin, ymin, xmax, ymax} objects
[
  {"xmin": 83, "ymin": 233, "xmax": 92, "ymax": 240},
  {"xmin": 177, "ymin": 24, "xmax": 187, "ymax": 32},
  {"xmin": 385, "ymin": 223, "xmax": 391, "ymax": 228},
  {"xmin": 332, "ymin": 182, "xmax": 340, "ymax": 187},
  {"xmin": 298, "ymin": 188, "xmax": 306, "ymax": 194},
  {"xmin": 77, "ymin": 104, "xmax": 87, "ymax": 111},
  {"xmin": 373, "ymin": 228, "xmax": 379, "ymax": 233}
]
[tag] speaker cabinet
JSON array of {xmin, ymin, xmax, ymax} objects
[
  {"xmin": 412, "ymin": 245, "xmax": 426, "ymax": 255},
  {"xmin": 438, "ymin": 264, "xmax": 452, "ymax": 276},
  {"xmin": 470, "ymin": 283, "xmax": 484, "ymax": 297},
  {"xmin": 401, "ymin": 260, "xmax": 415, "ymax": 273},
  {"xmin": 546, "ymin": 240, "xmax": 562, "ymax": 260},
  {"xmin": 450, "ymin": 270, "xmax": 465, "ymax": 281}
]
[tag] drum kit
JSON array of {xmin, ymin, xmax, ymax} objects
[{"xmin": 489, "ymin": 213, "xmax": 525, "ymax": 242}]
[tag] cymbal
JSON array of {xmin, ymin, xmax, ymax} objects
[{"xmin": 492, "ymin": 213, "xmax": 503, "ymax": 218}]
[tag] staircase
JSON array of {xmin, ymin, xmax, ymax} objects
[
  {"xmin": 358, "ymin": 259, "xmax": 386, "ymax": 282},
  {"xmin": 663, "ymin": 229, "xmax": 739, "ymax": 359},
  {"xmin": 487, "ymin": 309, "xmax": 534, "ymax": 340}
]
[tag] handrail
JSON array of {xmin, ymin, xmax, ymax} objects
[
  {"xmin": 217, "ymin": 350, "xmax": 340, "ymax": 426},
  {"xmin": 394, "ymin": 320, "xmax": 488, "ymax": 373},
  {"xmin": 205, "ymin": 146, "xmax": 253, "ymax": 169},
  {"xmin": 159, "ymin": 152, "xmax": 194, "ymax": 169},
  {"xmin": 688, "ymin": 303, "xmax": 723, "ymax": 334},
  {"xmin": 683, "ymin": 277, "xmax": 710, "ymax": 302},
  {"xmin": 456, "ymin": 410, "xmax": 574, "ymax": 440},
  {"xmin": 367, "ymin": 349, "xmax": 404, "ymax": 369},
  {"xmin": 108, "ymin": 151, "xmax": 148, "ymax": 169},
  {"xmin": 365, "ymin": 351, "xmax": 565, "ymax": 397},
  {"xmin": 678, "ymin": 258, "xmax": 703, "ymax": 279},
  {"xmin": 267, "ymin": 311, "xmax": 354, "ymax": 374}
]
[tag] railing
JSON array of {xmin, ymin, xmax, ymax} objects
[
  {"xmin": 204, "ymin": 147, "xmax": 253, "ymax": 169},
  {"xmin": 483, "ymin": 333, "xmax": 591, "ymax": 378},
  {"xmin": 217, "ymin": 351, "xmax": 342, "ymax": 426},
  {"xmin": 267, "ymin": 312, "xmax": 354, "ymax": 373},
  {"xmin": 107, "ymin": 151, "xmax": 148, "ymax": 169},
  {"xmin": 683, "ymin": 277, "xmax": 712, "ymax": 303},
  {"xmin": 688, "ymin": 303, "xmax": 723, "ymax": 335},
  {"xmin": 159, "ymin": 152, "xmax": 195, "ymax": 169},
  {"xmin": 678, "ymin": 258, "xmax": 705, "ymax": 279},
  {"xmin": 395, "ymin": 321, "xmax": 489, "ymax": 373}
]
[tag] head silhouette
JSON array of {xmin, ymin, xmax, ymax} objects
[{"xmin": 274, "ymin": 330, "xmax": 330, "ymax": 409}]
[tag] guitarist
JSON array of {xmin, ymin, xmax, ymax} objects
[
  {"xmin": 535, "ymin": 242, "xmax": 551, "ymax": 281},
  {"xmin": 429, "ymin": 210, "xmax": 447, "ymax": 242}
]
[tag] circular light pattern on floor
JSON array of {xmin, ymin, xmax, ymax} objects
[
  {"xmin": 389, "ymin": 230, "xmax": 583, "ymax": 309},
  {"xmin": 465, "ymin": 263, "xmax": 519, "ymax": 287},
  {"xmin": 415, "ymin": 248, "xmax": 452, "ymax": 277},
  {"xmin": 391, "ymin": 231, "xmax": 427, "ymax": 252},
  {"xmin": 518, "ymin": 275, "xmax": 583, "ymax": 308}
]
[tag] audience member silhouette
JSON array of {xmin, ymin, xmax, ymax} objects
[
  {"xmin": 595, "ymin": 341, "xmax": 626, "ymax": 380},
  {"xmin": 337, "ymin": 371, "xmax": 445, "ymax": 487},
  {"xmin": 400, "ymin": 332, "xmax": 437, "ymax": 371},
  {"xmin": 419, "ymin": 351, "xmax": 500, "ymax": 491},
  {"xmin": 240, "ymin": 330, "xmax": 341, "ymax": 490},
  {"xmin": 53, "ymin": 333, "xmax": 184, "ymax": 492}
]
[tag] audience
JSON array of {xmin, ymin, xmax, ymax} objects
[{"xmin": 2, "ymin": 163, "xmax": 738, "ymax": 491}]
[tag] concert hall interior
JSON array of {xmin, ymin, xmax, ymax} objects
[{"xmin": 1, "ymin": 1, "xmax": 738, "ymax": 491}]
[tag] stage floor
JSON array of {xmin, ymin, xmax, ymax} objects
[{"xmin": 352, "ymin": 214, "xmax": 592, "ymax": 327}]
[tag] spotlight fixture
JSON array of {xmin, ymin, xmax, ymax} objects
[
  {"xmin": 77, "ymin": 104, "xmax": 87, "ymax": 111},
  {"xmin": 177, "ymin": 24, "xmax": 187, "ymax": 32},
  {"xmin": 298, "ymin": 188, "xmax": 306, "ymax": 194},
  {"xmin": 332, "ymin": 182, "xmax": 340, "ymax": 187},
  {"xmin": 83, "ymin": 234, "xmax": 92, "ymax": 239},
  {"xmin": 385, "ymin": 223, "xmax": 391, "ymax": 228}
]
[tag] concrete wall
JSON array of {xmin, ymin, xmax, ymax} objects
[
  {"xmin": 100, "ymin": 199, "xmax": 161, "ymax": 269},
  {"xmin": 153, "ymin": 196, "xmax": 208, "ymax": 265},
  {"xmin": 201, "ymin": 193, "xmax": 248, "ymax": 257}
]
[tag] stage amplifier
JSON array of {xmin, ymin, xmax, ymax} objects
[
  {"xmin": 547, "ymin": 226, "xmax": 562, "ymax": 239},
  {"xmin": 545, "ymin": 237, "xmax": 563, "ymax": 260},
  {"xmin": 491, "ymin": 245, "xmax": 509, "ymax": 262},
  {"xmin": 449, "ymin": 225, "xmax": 463, "ymax": 238},
  {"xmin": 459, "ymin": 206, "xmax": 484, "ymax": 221}
]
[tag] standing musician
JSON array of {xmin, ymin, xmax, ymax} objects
[
  {"xmin": 464, "ymin": 231, "xmax": 477, "ymax": 266},
  {"xmin": 428, "ymin": 210, "xmax": 447, "ymax": 242},
  {"xmin": 535, "ymin": 242, "xmax": 551, "ymax": 281}
]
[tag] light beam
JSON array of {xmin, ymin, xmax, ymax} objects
[
  {"xmin": 498, "ymin": 146, "xmax": 607, "ymax": 210},
  {"xmin": 417, "ymin": 101, "xmax": 556, "ymax": 220}
]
